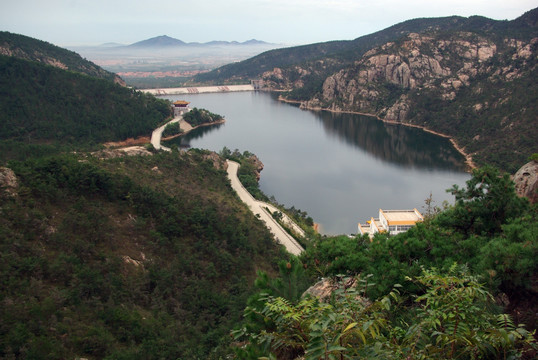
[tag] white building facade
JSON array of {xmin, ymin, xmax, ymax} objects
[{"xmin": 358, "ymin": 208, "xmax": 424, "ymax": 238}]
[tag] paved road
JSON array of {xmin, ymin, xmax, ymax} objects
[
  {"xmin": 226, "ymin": 160, "xmax": 305, "ymax": 255},
  {"xmin": 151, "ymin": 117, "xmax": 181, "ymax": 151}
]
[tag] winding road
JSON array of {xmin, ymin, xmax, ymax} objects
[
  {"xmin": 226, "ymin": 160, "xmax": 305, "ymax": 255},
  {"xmin": 151, "ymin": 117, "xmax": 194, "ymax": 152},
  {"xmin": 150, "ymin": 119, "xmax": 304, "ymax": 255}
]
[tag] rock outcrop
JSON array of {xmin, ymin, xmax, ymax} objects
[
  {"xmin": 513, "ymin": 160, "xmax": 538, "ymax": 204},
  {"xmin": 248, "ymin": 154, "xmax": 264, "ymax": 181},
  {"xmin": 303, "ymin": 277, "xmax": 371, "ymax": 306},
  {"xmin": 0, "ymin": 167, "xmax": 18, "ymax": 198},
  {"xmin": 313, "ymin": 32, "xmax": 504, "ymax": 120},
  {"xmin": 92, "ymin": 146, "xmax": 153, "ymax": 159}
]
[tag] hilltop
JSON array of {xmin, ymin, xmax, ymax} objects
[
  {"xmin": 0, "ymin": 31, "xmax": 124, "ymax": 84},
  {"xmin": 0, "ymin": 55, "xmax": 171, "ymax": 163},
  {"xmin": 127, "ymin": 35, "xmax": 273, "ymax": 48},
  {"xmin": 68, "ymin": 35, "xmax": 284, "ymax": 88},
  {"xmin": 194, "ymin": 8, "xmax": 538, "ymax": 172}
]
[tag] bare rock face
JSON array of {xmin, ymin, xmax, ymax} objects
[
  {"xmin": 92, "ymin": 146, "xmax": 153, "ymax": 159},
  {"xmin": 303, "ymin": 278, "xmax": 337, "ymax": 302},
  {"xmin": 308, "ymin": 32, "xmax": 508, "ymax": 121},
  {"xmin": 513, "ymin": 160, "xmax": 538, "ymax": 204},
  {"xmin": 385, "ymin": 95, "xmax": 410, "ymax": 121},
  {"xmin": 203, "ymin": 152, "xmax": 228, "ymax": 170},
  {"xmin": 0, "ymin": 167, "xmax": 18, "ymax": 198},
  {"xmin": 248, "ymin": 155, "xmax": 264, "ymax": 181},
  {"xmin": 303, "ymin": 277, "xmax": 371, "ymax": 305}
]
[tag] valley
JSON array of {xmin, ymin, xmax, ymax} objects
[{"xmin": 0, "ymin": 6, "xmax": 537, "ymax": 359}]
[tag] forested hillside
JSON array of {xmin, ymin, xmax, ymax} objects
[
  {"xmin": 0, "ymin": 31, "xmax": 122, "ymax": 83},
  {"xmin": 0, "ymin": 33, "xmax": 289, "ymax": 359},
  {"xmin": 194, "ymin": 8, "xmax": 538, "ymax": 172},
  {"xmin": 1, "ymin": 25, "xmax": 536, "ymax": 360},
  {"xmin": 0, "ymin": 151, "xmax": 284, "ymax": 359},
  {"xmin": 233, "ymin": 166, "xmax": 538, "ymax": 359},
  {"xmin": 0, "ymin": 55, "xmax": 171, "ymax": 163}
]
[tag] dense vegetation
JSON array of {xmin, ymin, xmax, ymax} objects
[
  {"xmin": 406, "ymin": 59, "xmax": 538, "ymax": 172},
  {"xmin": 0, "ymin": 36, "xmax": 289, "ymax": 358},
  {"xmin": 183, "ymin": 107, "xmax": 224, "ymax": 127},
  {"xmin": 1, "ymin": 27, "xmax": 537, "ymax": 360},
  {"xmin": 0, "ymin": 151, "xmax": 285, "ymax": 359},
  {"xmin": 0, "ymin": 31, "xmax": 120, "ymax": 82},
  {"xmin": 161, "ymin": 121, "xmax": 183, "ymax": 138},
  {"xmin": 0, "ymin": 55, "xmax": 171, "ymax": 163},
  {"xmin": 233, "ymin": 166, "xmax": 538, "ymax": 359}
]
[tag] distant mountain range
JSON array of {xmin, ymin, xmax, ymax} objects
[{"xmin": 118, "ymin": 35, "xmax": 273, "ymax": 48}]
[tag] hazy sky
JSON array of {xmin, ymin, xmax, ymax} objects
[{"xmin": 2, "ymin": 0, "xmax": 536, "ymax": 46}]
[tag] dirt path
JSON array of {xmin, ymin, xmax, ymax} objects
[{"xmin": 226, "ymin": 160, "xmax": 304, "ymax": 255}]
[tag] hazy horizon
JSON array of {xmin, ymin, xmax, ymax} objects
[{"xmin": 2, "ymin": 1, "xmax": 536, "ymax": 48}]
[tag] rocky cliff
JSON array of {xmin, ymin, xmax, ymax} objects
[
  {"xmin": 299, "ymin": 33, "xmax": 532, "ymax": 119},
  {"xmin": 266, "ymin": 28, "xmax": 537, "ymax": 172},
  {"xmin": 200, "ymin": 8, "xmax": 537, "ymax": 172},
  {"xmin": 514, "ymin": 160, "xmax": 538, "ymax": 204}
]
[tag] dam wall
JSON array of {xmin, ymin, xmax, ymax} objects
[{"xmin": 142, "ymin": 84, "xmax": 255, "ymax": 96}]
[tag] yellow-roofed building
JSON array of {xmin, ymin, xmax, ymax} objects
[
  {"xmin": 358, "ymin": 208, "xmax": 423, "ymax": 238},
  {"xmin": 172, "ymin": 100, "xmax": 190, "ymax": 116}
]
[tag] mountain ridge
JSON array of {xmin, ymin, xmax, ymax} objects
[
  {"xmin": 0, "ymin": 31, "xmax": 124, "ymax": 84},
  {"xmin": 127, "ymin": 35, "xmax": 274, "ymax": 48},
  {"xmin": 192, "ymin": 7, "xmax": 538, "ymax": 172}
]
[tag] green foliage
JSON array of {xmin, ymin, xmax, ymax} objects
[
  {"xmin": 0, "ymin": 31, "xmax": 118, "ymax": 81},
  {"xmin": 300, "ymin": 166, "xmax": 537, "ymax": 310},
  {"xmin": 0, "ymin": 55, "xmax": 171, "ymax": 147},
  {"xmin": 403, "ymin": 265, "xmax": 536, "ymax": 359},
  {"xmin": 438, "ymin": 166, "xmax": 528, "ymax": 236},
  {"xmin": 477, "ymin": 208, "xmax": 538, "ymax": 292},
  {"xmin": 253, "ymin": 257, "xmax": 311, "ymax": 301},
  {"xmin": 0, "ymin": 152, "xmax": 285, "ymax": 359},
  {"xmin": 235, "ymin": 275, "xmax": 396, "ymax": 360},
  {"xmin": 183, "ymin": 107, "xmax": 223, "ymax": 127},
  {"xmin": 236, "ymin": 267, "xmax": 536, "ymax": 359},
  {"xmin": 161, "ymin": 121, "xmax": 183, "ymax": 137}
]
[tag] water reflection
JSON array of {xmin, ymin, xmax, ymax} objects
[
  {"xmin": 160, "ymin": 91, "xmax": 469, "ymax": 234},
  {"xmin": 167, "ymin": 123, "xmax": 224, "ymax": 148},
  {"xmin": 316, "ymin": 111, "xmax": 467, "ymax": 171}
]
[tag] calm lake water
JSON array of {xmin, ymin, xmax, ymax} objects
[{"xmin": 162, "ymin": 91, "xmax": 470, "ymax": 235}]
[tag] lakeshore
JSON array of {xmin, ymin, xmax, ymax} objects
[
  {"xmin": 278, "ymin": 95, "xmax": 477, "ymax": 171},
  {"xmin": 161, "ymin": 91, "xmax": 469, "ymax": 234},
  {"xmin": 143, "ymin": 84, "xmax": 474, "ymax": 171}
]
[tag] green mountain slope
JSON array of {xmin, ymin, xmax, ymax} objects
[
  {"xmin": 193, "ymin": 12, "xmax": 527, "ymax": 85},
  {"xmin": 193, "ymin": 8, "xmax": 538, "ymax": 172},
  {"xmin": 0, "ymin": 151, "xmax": 284, "ymax": 359},
  {"xmin": 0, "ymin": 33, "xmax": 288, "ymax": 359},
  {"xmin": 0, "ymin": 31, "xmax": 122, "ymax": 83},
  {"xmin": 0, "ymin": 55, "xmax": 170, "ymax": 143},
  {"xmin": 0, "ymin": 55, "xmax": 171, "ymax": 163}
]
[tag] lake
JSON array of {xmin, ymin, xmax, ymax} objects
[{"xmin": 162, "ymin": 91, "xmax": 470, "ymax": 235}]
